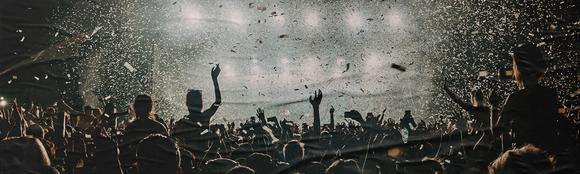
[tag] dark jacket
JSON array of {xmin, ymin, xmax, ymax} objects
[{"xmin": 500, "ymin": 84, "xmax": 573, "ymax": 153}]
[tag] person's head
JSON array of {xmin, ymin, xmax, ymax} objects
[
  {"xmin": 469, "ymin": 87, "xmax": 485, "ymax": 107},
  {"xmin": 186, "ymin": 90, "xmax": 203, "ymax": 114},
  {"xmin": 136, "ymin": 134, "xmax": 181, "ymax": 174},
  {"xmin": 0, "ymin": 137, "xmax": 58, "ymax": 174},
  {"xmin": 227, "ymin": 165, "xmax": 255, "ymax": 174},
  {"xmin": 326, "ymin": 159, "xmax": 361, "ymax": 174},
  {"xmin": 404, "ymin": 110, "xmax": 411, "ymax": 116},
  {"xmin": 246, "ymin": 153, "xmax": 273, "ymax": 174},
  {"xmin": 134, "ymin": 94, "xmax": 155, "ymax": 120},
  {"xmin": 283, "ymin": 140, "xmax": 305, "ymax": 163},
  {"xmin": 511, "ymin": 43, "xmax": 546, "ymax": 88},
  {"xmin": 26, "ymin": 124, "xmax": 45, "ymax": 139},
  {"xmin": 489, "ymin": 144, "xmax": 554, "ymax": 174},
  {"xmin": 84, "ymin": 105, "xmax": 93, "ymax": 115},
  {"xmin": 202, "ymin": 158, "xmax": 239, "ymax": 174}
]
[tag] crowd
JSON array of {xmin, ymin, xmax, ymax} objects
[{"xmin": 0, "ymin": 43, "xmax": 579, "ymax": 174}]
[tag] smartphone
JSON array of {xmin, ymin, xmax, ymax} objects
[{"xmin": 498, "ymin": 68, "xmax": 514, "ymax": 80}]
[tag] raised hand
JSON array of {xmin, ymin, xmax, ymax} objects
[
  {"xmin": 310, "ymin": 89, "xmax": 323, "ymax": 135},
  {"xmin": 211, "ymin": 64, "xmax": 221, "ymax": 79},
  {"xmin": 309, "ymin": 89, "xmax": 323, "ymax": 107},
  {"xmin": 256, "ymin": 108, "xmax": 266, "ymax": 123},
  {"xmin": 330, "ymin": 106, "xmax": 335, "ymax": 114},
  {"xmin": 329, "ymin": 106, "xmax": 335, "ymax": 131}
]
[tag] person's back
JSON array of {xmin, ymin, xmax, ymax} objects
[
  {"xmin": 120, "ymin": 118, "xmax": 168, "ymax": 170},
  {"xmin": 172, "ymin": 65, "xmax": 222, "ymax": 157},
  {"xmin": 119, "ymin": 94, "xmax": 169, "ymax": 171},
  {"xmin": 500, "ymin": 43, "xmax": 573, "ymax": 153},
  {"xmin": 502, "ymin": 84, "xmax": 561, "ymax": 151},
  {"xmin": 0, "ymin": 137, "xmax": 60, "ymax": 174},
  {"xmin": 136, "ymin": 134, "xmax": 181, "ymax": 174}
]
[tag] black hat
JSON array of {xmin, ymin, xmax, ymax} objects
[{"xmin": 512, "ymin": 43, "xmax": 546, "ymax": 75}]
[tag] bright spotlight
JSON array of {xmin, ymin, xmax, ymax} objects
[
  {"xmin": 182, "ymin": 5, "xmax": 203, "ymax": 26},
  {"xmin": 0, "ymin": 97, "xmax": 7, "ymax": 107},
  {"xmin": 346, "ymin": 11, "xmax": 364, "ymax": 30},
  {"xmin": 229, "ymin": 10, "xmax": 245, "ymax": 25},
  {"xmin": 305, "ymin": 11, "xmax": 319, "ymax": 27},
  {"xmin": 386, "ymin": 12, "xmax": 402, "ymax": 27},
  {"xmin": 364, "ymin": 51, "xmax": 384, "ymax": 74},
  {"xmin": 281, "ymin": 57, "xmax": 289, "ymax": 64}
]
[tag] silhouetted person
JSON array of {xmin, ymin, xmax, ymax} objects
[
  {"xmin": 325, "ymin": 159, "xmax": 361, "ymax": 174},
  {"xmin": 227, "ymin": 165, "xmax": 255, "ymax": 174},
  {"xmin": 245, "ymin": 153, "xmax": 275, "ymax": 174},
  {"xmin": 120, "ymin": 94, "xmax": 168, "ymax": 172},
  {"xmin": 135, "ymin": 134, "xmax": 181, "ymax": 174},
  {"xmin": 283, "ymin": 140, "xmax": 304, "ymax": 164},
  {"xmin": 309, "ymin": 89, "xmax": 323, "ymax": 136},
  {"xmin": 499, "ymin": 43, "xmax": 574, "ymax": 154},
  {"xmin": 202, "ymin": 158, "xmax": 238, "ymax": 174},
  {"xmin": 443, "ymin": 83, "xmax": 500, "ymax": 130},
  {"xmin": 0, "ymin": 137, "xmax": 60, "ymax": 174},
  {"xmin": 172, "ymin": 64, "xmax": 221, "ymax": 157},
  {"xmin": 400, "ymin": 110, "xmax": 417, "ymax": 133}
]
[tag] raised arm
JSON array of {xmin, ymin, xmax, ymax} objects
[
  {"xmin": 203, "ymin": 64, "xmax": 222, "ymax": 117},
  {"xmin": 256, "ymin": 108, "xmax": 267, "ymax": 126},
  {"xmin": 443, "ymin": 80, "xmax": 487, "ymax": 112},
  {"xmin": 309, "ymin": 89, "xmax": 322, "ymax": 136},
  {"xmin": 329, "ymin": 106, "xmax": 335, "ymax": 131}
]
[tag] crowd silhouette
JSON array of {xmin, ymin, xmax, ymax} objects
[{"xmin": 0, "ymin": 44, "xmax": 579, "ymax": 174}]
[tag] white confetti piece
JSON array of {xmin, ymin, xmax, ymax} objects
[{"xmin": 124, "ymin": 62, "xmax": 137, "ymax": 72}]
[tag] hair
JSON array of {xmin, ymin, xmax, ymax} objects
[
  {"xmin": 0, "ymin": 137, "xmax": 54, "ymax": 174},
  {"xmin": 133, "ymin": 94, "xmax": 155, "ymax": 120},
  {"xmin": 203, "ymin": 158, "xmax": 239, "ymax": 174},
  {"xmin": 227, "ymin": 165, "xmax": 255, "ymax": 174},
  {"xmin": 136, "ymin": 134, "xmax": 181, "ymax": 174},
  {"xmin": 489, "ymin": 144, "xmax": 554, "ymax": 174},
  {"xmin": 511, "ymin": 43, "xmax": 546, "ymax": 88},
  {"xmin": 512, "ymin": 55, "xmax": 544, "ymax": 89},
  {"xmin": 246, "ymin": 153, "xmax": 273, "ymax": 174},
  {"xmin": 325, "ymin": 159, "xmax": 361, "ymax": 174},
  {"xmin": 283, "ymin": 140, "xmax": 305, "ymax": 163},
  {"xmin": 469, "ymin": 87, "xmax": 485, "ymax": 107}
]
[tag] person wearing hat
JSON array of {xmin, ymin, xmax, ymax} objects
[{"xmin": 499, "ymin": 43, "xmax": 574, "ymax": 154}]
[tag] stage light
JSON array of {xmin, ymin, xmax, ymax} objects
[
  {"xmin": 0, "ymin": 97, "xmax": 7, "ymax": 107},
  {"xmin": 346, "ymin": 11, "xmax": 364, "ymax": 30},
  {"xmin": 304, "ymin": 11, "xmax": 319, "ymax": 27},
  {"xmin": 222, "ymin": 64, "xmax": 236, "ymax": 79},
  {"xmin": 386, "ymin": 11, "xmax": 402, "ymax": 27},
  {"xmin": 228, "ymin": 10, "xmax": 244, "ymax": 25},
  {"xmin": 271, "ymin": 15, "xmax": 286, "ymax": 30},
  {"xmin": 280, "ymin": 57, "xmax": 289, "ymax": 64},
  {"xmin": 182, "ymin": 5, "xmax": 202, "ymax": 26},
  {"xmin": 364, "ymin": 51, "xmax": 384, "ymax": 74}
]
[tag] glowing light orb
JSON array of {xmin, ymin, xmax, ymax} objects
[
  {"xmin": 346, "ymin": 11, "xmax": 364, "ymax": 30},
  {"xmin": 304, "ymin": 11, "xmax": 320, "ymax": 27}
]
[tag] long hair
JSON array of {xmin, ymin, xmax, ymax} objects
[{"xmin": 133, "ymin": 94, "xmax": 155, "ymax": 120}]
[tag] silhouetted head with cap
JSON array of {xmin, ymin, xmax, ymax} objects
[
  {"xmin": 511, "ymin": 43, "xmax": 546, "ymax": 88},
  {"xmin": 186, "ymin": 90, "xmax": 203, "ymax": 115}
]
